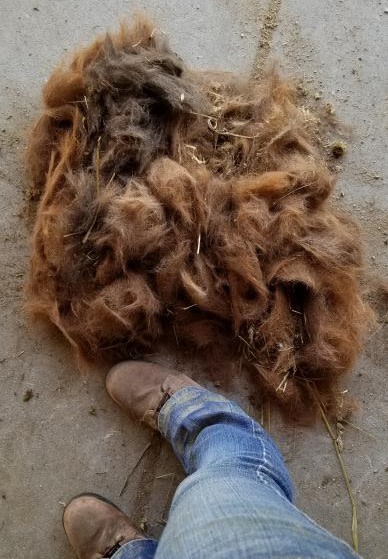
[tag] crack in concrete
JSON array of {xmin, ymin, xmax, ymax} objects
[{"xmin": 252, "ymin": 0, "xmax": 282, "ymax": 78}]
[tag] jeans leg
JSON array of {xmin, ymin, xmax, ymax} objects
[
  {"xmin": 111, "ymin": 539, "xmax": 158, "ymax": 559},
  {"xmin": 154, "ymin": 386, "xmax": 361, "ymax": 559}
]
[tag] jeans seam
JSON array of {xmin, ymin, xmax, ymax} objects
[{"xmin": 251, "ymin": 422, "xmax": 291, "ymax": 500}]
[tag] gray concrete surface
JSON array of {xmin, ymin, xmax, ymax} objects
[{"xmin": 0, "ymin": 1, "xmax": 387, "ymax": 557}]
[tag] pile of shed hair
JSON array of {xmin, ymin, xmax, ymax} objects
[{"xmin": 25, "ymin": 17, "xmax": 373, "ymax": 421}]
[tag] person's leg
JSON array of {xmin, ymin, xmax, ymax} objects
[
  {"xmin": 109, "ymin": 539, "xmax": 158, "ymax": 559},
  {"xmin": 154, "ymin": 386, "xmax": 360, "ymax": 559},
  {"xmin": 63, "ymin": 494, "xmax": 158, "ymax": 559},
  {"xmin": 106, "ymin": 362, "xmax": 361, "ymax": 559}
]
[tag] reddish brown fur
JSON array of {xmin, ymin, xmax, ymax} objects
[{"xmin": 25, "ymin": 17, "xmax": 373, "ymax": 420}]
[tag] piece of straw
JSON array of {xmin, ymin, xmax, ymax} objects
[{"xmin": 314, "ymin": 389, "xmax": 359, "ymax": 552}]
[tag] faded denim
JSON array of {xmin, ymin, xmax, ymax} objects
[{"xmin": 113, "ymin": 386, "xmax": 360, "ymax": 559}]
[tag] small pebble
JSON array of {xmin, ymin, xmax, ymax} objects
[
  {"xmin": 23, "ymin": 389, "xmax": 34, "ymax": 402},
  {"xmin": 331, "ymin": 141, "xmax": 347, "ymax": 158}
]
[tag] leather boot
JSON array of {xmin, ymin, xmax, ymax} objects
[
  {"xmin": 63, "ymin": 493, "xmax": 145, "ymax": 559},
  {"xmin": 106, "ymin": 361, "xmax": 200, "ymax": 429}
]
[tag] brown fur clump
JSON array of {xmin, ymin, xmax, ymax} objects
[{"xmin": 25, "ymin": 17, "xmax": 373, "ymax": 420}]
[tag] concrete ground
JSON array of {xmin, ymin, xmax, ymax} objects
[{"xmin": 0, "ymin": 1, "xmax": 387, "ymax": 557}]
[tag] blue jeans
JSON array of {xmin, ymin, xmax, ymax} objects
[{"xmin": 113, "ymin": 387, "xmax": 361, "ymax": 558}]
